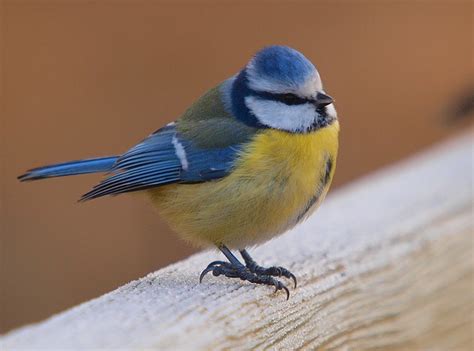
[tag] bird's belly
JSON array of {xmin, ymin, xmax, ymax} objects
[{"xmin": 148, "ymin": 122, "xmax": 339, "ymax": 249}]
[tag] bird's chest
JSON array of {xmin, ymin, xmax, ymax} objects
[{"xmin": 231, "ymin": 123, "xmax": 339, "ymax": 233}]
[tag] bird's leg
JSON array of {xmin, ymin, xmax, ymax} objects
[
  {"xmin": 240, "ymin": 249, "xmax": 297, "ymax": 288},
  {"xmin": 199, "ymin": 245, "xmax": 290, "ymax": 299}
]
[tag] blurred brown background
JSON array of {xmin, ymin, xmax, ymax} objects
[{"xmin": 1, "ymin": 0, "xmax": 472, "ymax": 333}]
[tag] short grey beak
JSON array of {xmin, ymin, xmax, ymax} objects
[{"xmin": 315, "ymin": 92, "xmax": 334, "ymax": 107}]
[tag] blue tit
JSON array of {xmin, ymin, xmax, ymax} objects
[{"xmin": 19, "ymin": 45, "xmax": 339, "ymax": 298}]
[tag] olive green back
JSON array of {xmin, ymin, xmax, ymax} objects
[{"xmin": 177, "ymin": 82, "xmax": 258, "ymax": 148}]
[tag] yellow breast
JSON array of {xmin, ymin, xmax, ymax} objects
[{"xmin": 148, "ymin": 121, "xmax": 339, "ymax": 249}]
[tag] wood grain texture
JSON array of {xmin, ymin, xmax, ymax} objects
[{"xmin": 1, "ymin": 134, "xmax": 472, "ymax": 350}]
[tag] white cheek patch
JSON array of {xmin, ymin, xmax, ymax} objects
[
  {"xmin": 325, "ymin": 103, "xmax": 338, "ymax": 119},
  {"xmin": 245, "ymin": 96, "xmax": 317, "ymax": 132},
  {"xmin": 172, "ymin": 135, "xmax": 189, "ymax": 171}
]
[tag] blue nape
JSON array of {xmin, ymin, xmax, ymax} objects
[{"xmin": 230, "ymin": 70, "xmax": 268, "ymax": 129}]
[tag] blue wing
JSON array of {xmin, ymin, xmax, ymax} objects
[{"xmin": 80, "ymin": 124, "xmax": 242, "ymax": 201}]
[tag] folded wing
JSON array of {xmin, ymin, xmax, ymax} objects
[{"xmin": 80, "ymin": 124, "xmax": 243, "ymax": 201}]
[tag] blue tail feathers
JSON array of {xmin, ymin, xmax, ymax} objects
[{"xmin": 18, "ymin": 156, "xmax": 118, "ymax": 181}]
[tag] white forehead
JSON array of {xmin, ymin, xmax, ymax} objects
[{"xmin": 246, "ymin": 64, "xmax": 323, "ymax": 97}]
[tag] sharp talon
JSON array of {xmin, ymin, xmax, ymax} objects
[
  {"xmin": 199, "ymin": 267, "xmax": 213, "ymax": 283},
  {"xmin": 289, "ymin": 273, "xmax": 297, "ymax": 288},
  {"xmin": 275, "ymin": 268, "xmax": 297, "ymax": 289},
  {"xmin": 200, "ymin": 261, "xmax": 229, "ymax": 283},
  {"xmin": 283, "ymin": 285, "xmax": 290, "ymax": 300},
  {"xmin": 207, "ymin": 260, "xmax": 226, "ymax": 268},
  {"xmin": 271, "ymin": 281, "xmax": 290, "ymax": 299}
]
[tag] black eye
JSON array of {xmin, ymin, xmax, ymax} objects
[{"xmin": 278, "ymin": 93, "xmax": 307, "ymax": 105}]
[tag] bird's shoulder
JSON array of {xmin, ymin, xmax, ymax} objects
[{"xmin": 176, "ymin": 80, "xmax": 259, "ymax": 148}]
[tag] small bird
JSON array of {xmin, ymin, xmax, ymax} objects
[{"xmin": 19, "ymin": 46, "xmax": 339, "ymax": 298}]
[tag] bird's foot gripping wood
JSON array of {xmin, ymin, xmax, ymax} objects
[
  {"xmin": 199, "ymin": 246, "xmax": 295, "ymax": 299},
  {"xmin": 199, "ymin": 261, "xmax": 290, "ymax": 299},
  {"xmin": 240, "ymin": 249, "xmax": 297, "ymax": 288}
]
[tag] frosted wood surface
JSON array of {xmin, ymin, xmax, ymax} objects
[{"xmin": 1, "ymin": 134, "xmax": 473, "ymax": 350}]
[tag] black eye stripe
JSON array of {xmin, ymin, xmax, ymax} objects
[
  {"xmin": 253, "ymin": 91, "xmax": 311, "ymax": 105},
  {"xmin": 276, "ymin": 93, "xmax": 308, "ymax": 105}
]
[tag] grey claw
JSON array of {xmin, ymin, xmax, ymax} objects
[
  {"xmin": 289, "ymin": 273, "xmax": 297, "ymax": 289},
  {"xmin": 274, "ymin": 283, "xmax": 290, "ymax": 300},
  {"xmin": 283, "ymin": 286, "xmax": 290, "ymax": 300},
  {"xmin": 272, "ymin": 281, "xmax": 290, "ymax": 300},
  {"xmin": 207, "ymin": 260, "xmax": 226, "ymax": 268},
  {"xmin": 199, "ymin": 267, "xmax": 214, "ymax": 283}
]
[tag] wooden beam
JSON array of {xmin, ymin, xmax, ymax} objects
[{"xmin": 1, "ymin": 134, "xmax": 472, "ymax": 350}]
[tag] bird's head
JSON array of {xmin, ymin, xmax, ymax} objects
[{"xmin": 228, "ymin": 46, "xmax": 337, "ymax": 133}]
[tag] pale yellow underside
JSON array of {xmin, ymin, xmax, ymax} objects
[{"xmin": 148, "ymin": 121, "xmax": 339, "ymax": 249}]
